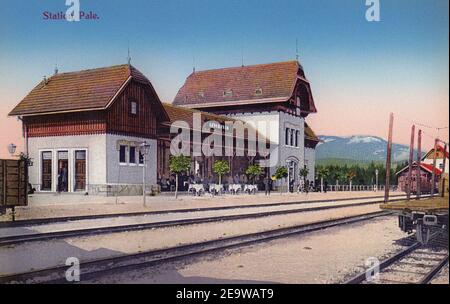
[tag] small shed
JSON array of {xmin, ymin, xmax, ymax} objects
[{"xmin": 396, "ymin": 162, "xmax": 442, "ymax": 194}]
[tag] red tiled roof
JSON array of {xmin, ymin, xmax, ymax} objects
[
  {"xmin": 396, "ymin": 162, "xmax": 442, "ymax": 176},
  {"xmin": 422, "ymin": 144, "xmax": 449, "ymax": 160},
  {"xmin": 9, "ymin": 64, "xmax": 165, "ymax": 117},
  {"xmin": 173, "ymin": 61, "xmax": 309, "ymax": 108},
  {"xmin": 420, "ymin": 163, "xmax": 443, "ymax": 175}
]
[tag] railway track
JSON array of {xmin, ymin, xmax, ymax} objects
[
  {"xmin": 0, "ymin": 194, "xmax": 407, "ymax": 228},
  {"xmin": 0, "ymin": 210, "xmax": 392, "ymax": 284},
  {"xmin": 0, "ymin": 196, "xmax": 412, "ymax": 247},
  {"xmin": 345, "ymin": 240, "xmax": 449, "ymax": 284}
]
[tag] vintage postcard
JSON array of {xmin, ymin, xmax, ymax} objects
[{"xmin": 0, "ymin": 0, "xmax": 448, "ymax": 295}]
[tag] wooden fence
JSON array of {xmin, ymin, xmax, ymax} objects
[{"xmin": 0, "ymin": 159, "xmax": 28, "ymax": 209}]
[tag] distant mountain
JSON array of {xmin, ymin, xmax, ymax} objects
[{"xmin": 316, "ymin": 135, "xmax": 412, "ymax": 164}]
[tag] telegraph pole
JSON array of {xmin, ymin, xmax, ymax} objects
[
  {"xmin": 430, "ymin": 138, "xmax": 439, "ymax": 198},
  {"xmin": 406, "ymin": 125, "xmax": 415, "ymax": 200},
  {"xmin": 416, "ymin": 129, "xmax": 422, "ymax": 200},
  {"xmin": 384, "ymin": 113, "xmax": 394, "ymax": 203},
  {"xmin": 441, "ymin": 143, "xmax": 447, "ymax": 198}
]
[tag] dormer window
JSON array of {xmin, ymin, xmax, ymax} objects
[
  {"xmin": 255, "ymin": 88, "xmax": 263, "ymax": 95},
  {"xmin": 130, "ymin": 99, "xmax": 138, "ymax": 115},
  {"xmin": 223, "ymin": 89, "xmax": 233, "ymax": 97}
]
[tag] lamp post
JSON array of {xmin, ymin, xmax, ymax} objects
[
  {"xmin": 7, "ymin": 143, "xmax": 17, "ymax": 157},
  {"xmin": 375, "ymin": 169, "xmax": 379, "ymax": 192},
  {"xmin": 140, "ymin": 142, "xmax": 151, "ymax": 207}
]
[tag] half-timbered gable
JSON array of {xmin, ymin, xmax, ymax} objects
[{"xmin": 106, "ymin": 80, "xmax": 160, "ymax": 139}]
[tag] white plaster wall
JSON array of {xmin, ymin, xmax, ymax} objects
[
  {"xmin": 105, "ymin": 134, "xmax": 157, "ymax": 186},
  {"xmin": 227, "ymin": 111, "xmax": 306, "ymax": 178},
  {"xmin": 28, "ymin": 134, "xmax": 106, "ymax": 191},
  {"xmin": 278, "ymin": 112, "xmax": 305, "ymax": 171},
  {"xmin": 227, "ymin": 111, "xmax": 280, "ymax": 144}
]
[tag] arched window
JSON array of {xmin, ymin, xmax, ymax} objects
[{"xmin": 285, "ymin": 128, "xmax": 290, "ymax": 146}]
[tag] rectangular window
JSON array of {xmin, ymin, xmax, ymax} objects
[
  {"xmin": 130, "ymin": 101, "xmax": 138, "ymax": 115},
  {"xmin": 290, "ymin": 129, "xmax": 294, "ymax": 146},
  {"xmin": 129, "ymin": 146, "xmax": 136, "ymax": 164},
  {"xmin": 75, "ymin": 151, "xmax": 86, "ymax": 160},
  {"xmin": 119, "ymin": 145, "xmax": 127, "ymax": 163},
  {"xmin": 285, "ymin": 128, "xmax": 290, "ymax": 146}
]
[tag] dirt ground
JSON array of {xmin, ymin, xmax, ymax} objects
[
  {"xmin": 0, "ymin": 204, "xmax": 385, "ymax": 275},
  {"xmin": 84, "ymin": 216, "xmax": 413, "ymax": 284}
]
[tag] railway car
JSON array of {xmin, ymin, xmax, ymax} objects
[{"xmin": 380, "ymin": 197, "xmax": 449, "ymax": 245}]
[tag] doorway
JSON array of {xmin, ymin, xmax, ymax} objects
[
  {"xmin": 41, "ymin": 151, "xmax": 52, "ymax": 191},
  {"xmin": 74, "ymin": 150, "xmax": 86, "ymax": 191},
  {"xmin": 57, "ymin": 151, "xmax": 69, "ymax": 192}
]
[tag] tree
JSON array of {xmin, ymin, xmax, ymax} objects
[
  {"xmin": 213, "ymin": 160, "xmax": 230, "ymax": 186},
  {"xmin": 347, "ymin": 170, "xmax": 357, "ymax": 191},
  {"xmin": 246, "ymin": 164, "xmax": 263, "ymax": 185},
  {"xmin": 299, "ymin": 167, "xmax": 309, "ymax": 182},
  {"xmin": 274, "ymin": 166, "xmax": 288, "ymax": 194},
  {"xmin": 169, "ymin": 155, "xmax": 191, "ymax": 199},
  {"xmin": 317, "ymin": 167, "xmax": 329, "ymax": 192}
]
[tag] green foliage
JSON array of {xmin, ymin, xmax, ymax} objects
[
  {"xmin": 169, "ymin": 155, "xmax": 191, "ymax": 174},
  {"xmin": 317, "ymin": 167, "xmax": 329, "ymax": 179},
  {"xmin": 213, "ymin": 160, "xmax": 230, "ymax": 176},
  {"xmin": 213, "ymin": 160, "xmax": 230, "ymax": 185},
  {"xmin": 274, "ymin": 166, "xmax": 288, "ymax": 180},
  {"xmin": 315, "ymin": 161, "xmax": 399, "ymax": 185},
  {"xmin": 346, "ymin": 170, "xmax": 356, "ymax": 182},
  {"xmin": 246, "ymin": 164, "xmax": 263, "ymax": 184},
  {"xmin": 299, "ymin": 168, "xmax": 309, "ymax": 180}
]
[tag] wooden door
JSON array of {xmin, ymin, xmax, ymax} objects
[
  {"xmin": 41, "ymin": 152, "xmax": 52, "ymax": 191},
  {"xmin": 75, "ymin": 151, "xmax": 86, "ymax": 191}
]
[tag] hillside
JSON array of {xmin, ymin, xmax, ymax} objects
[{"xmin": 316, "ymin": 135, "xmax": 414, "ymax": 164}]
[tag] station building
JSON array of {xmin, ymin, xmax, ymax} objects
[
  {"xmin": 9, "ymin": 61, "xmax": 319, "ymax": 195},
  {"xmin": 173, "ymin": 61, "xmax": 319, "ymax": 182}
]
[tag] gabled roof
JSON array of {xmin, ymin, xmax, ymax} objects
[
  {"xmin": 9, "ymin": 64, "xmax": 168, "ymax": 120},
  {"xmin": 173, "ymin": 61, "xmax": 314, "ymax": 110},
  {"xmin": 396, "ymin": 162, "xmax": 443, "ymax": 176},
  {"xmin": 422, "ymin": 144, "xmax": 449, "ymax": 160},
  {"xmin": 304, "ymin": 122, "xmax": 320, "ymax": 142},
  {"xmin": 162, "ymin": 103, "xmax": 238, "ymax": 129}
]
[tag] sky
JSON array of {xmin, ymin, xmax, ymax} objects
[{"xmin": 0, "ymin": 0, "xmax": 448, "ymax": 158}]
